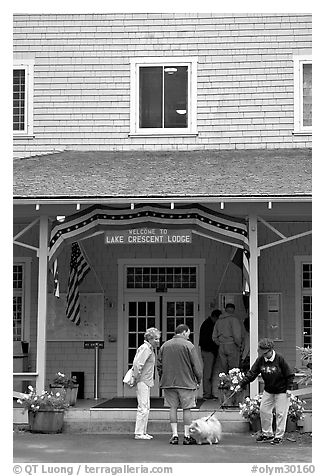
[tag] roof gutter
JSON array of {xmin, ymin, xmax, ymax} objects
[{"xmin": 13, "ymin": 195, "xmax": 312, "ymax": 206}]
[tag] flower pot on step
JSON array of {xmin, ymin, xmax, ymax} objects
[
  {"xmin": 286, "ymin": 418, "xmax": 297, "ymax": 432},
  {"xmin": 220, "ymin": 389, "xmax": 241, "ymax": 408},
  {"xmin": 301, "ymin": 411, "xmax": 312, "ymax": 432},
  {"xmin": 249, "ymin": 415, "xmax": 276, "ymax": 433},
  {"xmin": 50, "ymin": 385, "xmax": 79, "ymax": 406},
  {"xmin": 249, "ymin": 416, "xmax": 262, "ymax": 433},
  {"xmin": 28, "ymin": 409, "xmax": 64, "ymax": 433}
]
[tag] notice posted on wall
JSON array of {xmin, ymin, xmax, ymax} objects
[{"xmin": 47, "ymin": 293, "xmax": 104, "ymax": 341}]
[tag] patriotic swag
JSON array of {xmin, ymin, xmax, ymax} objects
[{"xmin": 49, "ymin": 203, "xmax": 250, "ymax": 295}]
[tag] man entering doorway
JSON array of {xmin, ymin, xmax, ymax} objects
[
  {"xmin": 199, "ymin": 309, "xmax": 221, "ymax": 399},
  {"xmin": 212, "ymin": 303, "xmax": 242, "ymax": 373}
]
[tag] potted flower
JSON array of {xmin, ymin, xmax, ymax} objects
[
  {"xmin": 296, "ymin": 346, "xmax": 312, "ymax": 386},
  {"xmin": 239, "ymin": 393, "xmax": 305, "ymax": 433},
  {"xmin": 17, "ymin": 385, "xmax": 69, "ymax": 433},
  {"xmin": 287, "ymin": 394, "xmax": 306, "ymax": 431},
  {"xmin": 239, "ymin": 394, "xmax": 263, "ymax": 432},
  {"xmin": 218, "ymin": 368, "xmax": 245, "ymax": 407},
  {"xmin": 50, "ymin": 372, "xmax": 79, "ymax": 406}
]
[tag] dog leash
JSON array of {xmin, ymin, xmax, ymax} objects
[{"xmin": 204, "ymin": 390, "xmax": 237, "ymax": 421}]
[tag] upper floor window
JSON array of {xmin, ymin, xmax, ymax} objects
[
  {"xmin": 13, "ymin": 59, "xmax": 34, "ymax": 136},
  {"xmin": 293, "ymin": 56, "xmax": 312, "ymax": 134},
  {"xmin": 130, "ymin": 57, "xmax": 197, "ymax": 135}
]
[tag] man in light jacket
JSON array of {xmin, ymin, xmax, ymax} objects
[
  {"xmin": 212, "ymin": 303, "xmax": 242, "ymax": 373},
  {"xmin": 157, "ymin": 324, "xmax": 202, "ymax": 446}
]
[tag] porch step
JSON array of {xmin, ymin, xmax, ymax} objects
[
  {"xmin": 63, "ymin": 419, "xmax": 248, "ymax": 434},
  {"xmin": 64, "ymin": 407, "xmax": 249, "ymax": 433},
  {"xmin": 13, "ymin": 401, "xmax": 250, "ymax": 434}
]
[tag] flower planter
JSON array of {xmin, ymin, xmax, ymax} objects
[
  {"xmin": 298, "ymin": 411, "xmax": 312, "ymax": 432},
  {"xmin": 219, "ymin": 389, "xmax": 242, "ymax": 408},
  {"xmin": 285, "ymin": 418, "xmax": 297, "ymax": 432},
  {"xmin": 28, "ymin": 409, "xmax": 64, "ymax": 433},
  {"xmin": 248, "ymin": 415, "xmax": 276, "ymax": 433},
  {"xmin": 249, "ymin": 416, "xmax": 262, "ymax": 433},
  {"xmin": 50, "ymin": 385, "xmax": 79, "ymax": 406}
]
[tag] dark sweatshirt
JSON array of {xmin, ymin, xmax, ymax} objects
[
  {"xmin": 240, "ymin": 352, "xmax": 295, "ymax": 394},
  {"xmin": 199, "ymin": 317, "xmax": 219, "ymax": 355}
]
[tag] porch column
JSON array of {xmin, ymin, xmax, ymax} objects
[
  {"xmin": 248, "ymin": 214, "xmax": 259, "ymax": 397},
  {"xmin": 36, "ymin": 215, "xmax": 49, "ymax": 393}
]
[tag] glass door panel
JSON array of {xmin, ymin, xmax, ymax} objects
[
  {"xmin": 124, "ymin": 297, "xmax": 160, "ymax": 396},
  {"xmin": 163, "ymin": 297, "xmax": 197, "ymax": 345}
]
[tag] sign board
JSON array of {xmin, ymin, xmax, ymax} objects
[
  {"xmin": 105, "ymin": 228, "xmax": 192, "ymax": 245},
  {"xmin": 47, "ymin": 293, "xmax": 104, "ymax": 341},
  {"xmin": 84, "ymin": 341, "xmax": 104, "ymax": 349}
]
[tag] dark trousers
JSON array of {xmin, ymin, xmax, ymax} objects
[{"xmin": 201, "ymin": 350, "xmax": 216, "ymax": 398}]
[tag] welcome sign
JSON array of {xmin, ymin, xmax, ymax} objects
[{"xmin": 105, "ymin": 228, "xmax": 192, "ymax": 244}]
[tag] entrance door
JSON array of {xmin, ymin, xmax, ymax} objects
[
  {"xmin": 123, "ymin": 296, "xmax": 160, "ymax": 396},
  {"xmin": 123, "ymin": 294, "xmax": 198, "ymax": 396},
  {"xmin": 162, "ymin": 296, "xmax": 198, "ymax": 345}
]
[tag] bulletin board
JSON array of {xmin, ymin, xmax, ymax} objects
[
  {"xmin": 47, "ymin": 293, "xmax": 104, "ymax": 341},
  {"xmin": 219, "ymin": 292, "xmax": 282, "ymax": 341}
]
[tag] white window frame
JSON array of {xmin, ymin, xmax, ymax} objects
[
  {"xmin": 13, "ymin": 59, "xmax": 34, "ymax": 137},
  {"xmin": 13, "ymin": 258, "xmax": 32, "ymax": 354},
  {"xmin": 130, "ymin": 56, "xmax": 198, "ymax": 136},
  {"xmin": 294, "ymin": 256, "xmax": 312, "ymax": 367},
  {"xmin": 293, "ymin": 55, "xmax": 312, "ymax": 135}
]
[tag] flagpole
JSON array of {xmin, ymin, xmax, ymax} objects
[
  {"xmin": 215, "ymin": 246, "xmax": 236, "ymax": 295},
  {"xmin": 78, "ymin": 242, "xmax": 105, "ymax": 293}
]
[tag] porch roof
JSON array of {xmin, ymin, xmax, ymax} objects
[{"xmin": 13, "ymin": 148, "xmax": 312, "ymax": 199}]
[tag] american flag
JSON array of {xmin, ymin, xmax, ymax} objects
[
  {"xmin": 231, "ymin": 247, "xmax": 250, "ymax": 295},
  {"xmin": 66, "ymin": 242, "xmax": 91, "ymax": 325}
]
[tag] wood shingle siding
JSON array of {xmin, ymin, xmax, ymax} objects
[{"xmin": 13, "ymin": 13, "xmax": 312, "ymax": 159}]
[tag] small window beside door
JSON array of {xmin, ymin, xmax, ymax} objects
[
  {"xmin": 13, "ymin": 264, "xmax": 24, "ymax": 341},
  {"xmin": 301, "ymin": 263, "xmax": 312, "ymax": 348}
]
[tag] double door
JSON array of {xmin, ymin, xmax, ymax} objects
[{"xmin": 123, "ymin": 294, "xmax": 198, "ymax": 396}]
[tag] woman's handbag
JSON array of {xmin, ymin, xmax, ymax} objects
[{"xmin": 123, "ymin": 368, "xmax": 135, "ymax": 387}]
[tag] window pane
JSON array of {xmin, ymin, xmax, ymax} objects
[
  {"xmin": 302, "ymin": 263, "xmax": 312, "ymax": 288},
  {"xmin": 139, "ymin": 67, "xmax": 162, "ymax": 128},
  {"xmin": 164, "ymin": 66, "xmax": 188, "ymax": 128},
  {"xmin": 13, "ymin": 296, "xmax": 23, "ymax": 341},
  {"xmin": 303, "ymin": 64, "xmax": 312, "ymax": 127},
  {"xmin": 13, "ymin": 69, "xmax": 25, "ymax": 131}
]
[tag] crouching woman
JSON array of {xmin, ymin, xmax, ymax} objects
[{"xmin": 133, "ymin": 327, "xmax": 161, "ymax": 440}]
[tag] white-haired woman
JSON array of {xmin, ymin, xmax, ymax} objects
[{"xmin": 133, "ymin": 327, "xmax": 161, "ymax": 440}]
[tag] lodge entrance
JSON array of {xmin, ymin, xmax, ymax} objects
[
  {"xmin": 120, "ymin": 260, "xmax": 203, "ymax": 397},
  {"xmin": 123, "ymin": 294, "xmax": 198, "ymax": 397}
]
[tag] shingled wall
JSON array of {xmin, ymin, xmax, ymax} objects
[{"xmin": 13, "ymin": 13, "xmax": 312, "ymax": 159}]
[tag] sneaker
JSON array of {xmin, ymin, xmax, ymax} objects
[
  {"xmin": 270, "ymin": 437, "xmax": 283, "ymax": 445},
  {"xmin": 169, "ymin": 435, "xmax": 179, "ymax": 445},
  {"xmin": 183, "ymin": 436, "xmax": 197, "ymax": 445},
  {"xmin": 135, "ymin": 434, "xmax": 152, "ymax": 440},
  {"xmin": 256, "ymin": 434, "xmax": 274, "ymax": 443},
  {"xmin": 145, "ymin": 434, "xmax": 153, "ymax": 439}
]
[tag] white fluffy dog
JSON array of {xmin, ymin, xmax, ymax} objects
[{"xmin": 189, "ymin": 414, "xmax": 222, "ymax": 445}]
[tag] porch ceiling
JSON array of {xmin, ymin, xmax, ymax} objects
[{"xmin": 13, "ymin": 148, "xmax": 312, "ymax": 200}]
